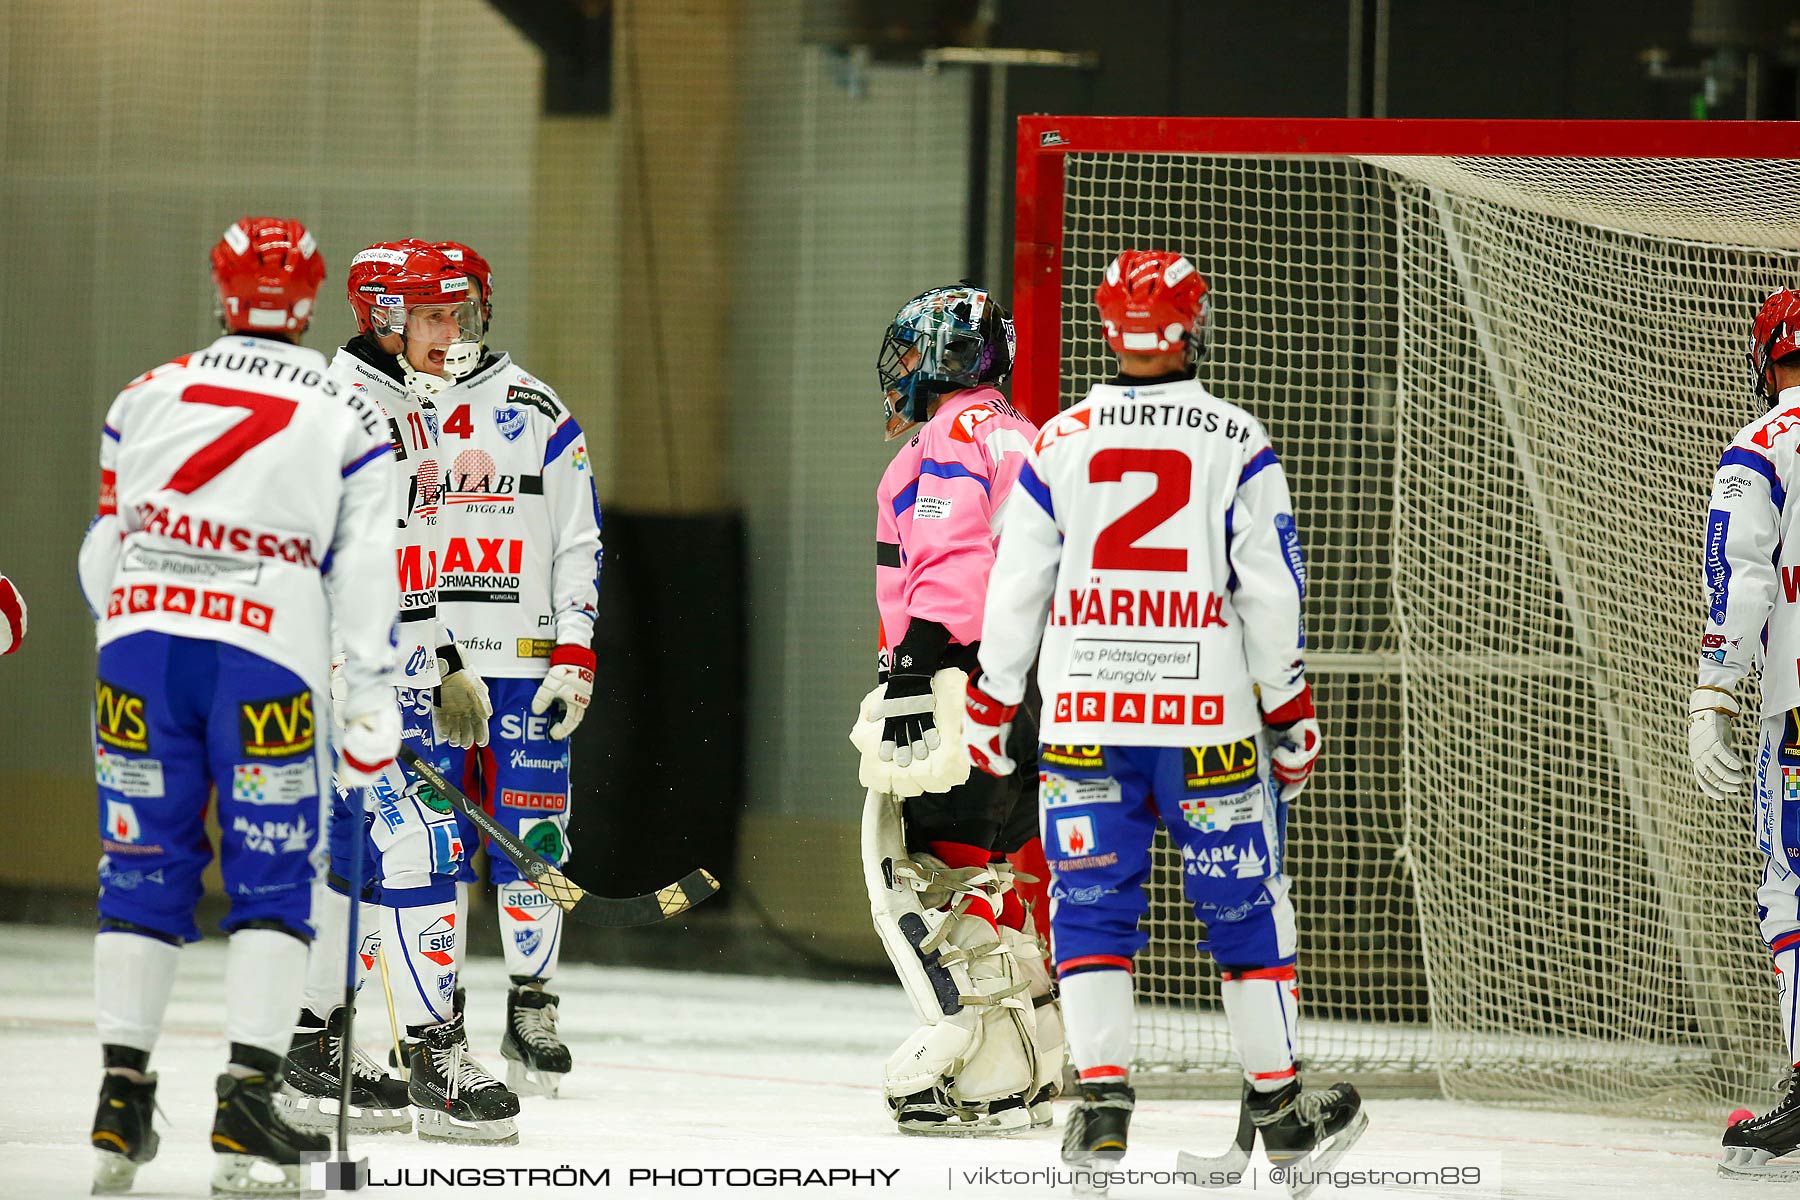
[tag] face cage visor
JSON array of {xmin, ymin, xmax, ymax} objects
[
  {"xmin": 877, "ymin": 317, "xmax": 986, "ymax": 440},
  {"xmin": 390, "ymin": 298, "xmax": 484, "ymax": 380}
]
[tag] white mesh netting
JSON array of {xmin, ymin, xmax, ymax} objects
[{"xmin": 1056, "ymin": 149, "xmax": 1800, "ymax": 1115}]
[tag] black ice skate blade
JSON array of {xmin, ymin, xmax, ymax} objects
[{"xmin": 1719, "ymin": 1145, "xmax": 1800, "ymax": 1181}]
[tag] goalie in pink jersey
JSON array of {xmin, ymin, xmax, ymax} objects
[{"xmin": 856, "ymin": 284, "xmax": 1065, "ymax": 1136}]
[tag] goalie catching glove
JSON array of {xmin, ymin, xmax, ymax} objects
[
  {"xmin": 531, "ymin": 644, "xmax": 595, "ymax": 740},
  {"xmin": 433, "ymin": 642, "xmax": 492, "ymax": 749},
  {"xmin": 963, "ymin": 673, "xmax": 1020, "ymax": 777},
  {"xmin": 1689, "ymin": 685, "xmax": 1745, "ymax": 802}
]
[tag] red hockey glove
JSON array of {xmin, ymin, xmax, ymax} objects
[
  {"xmin": 963, "ymin": 673, "xmax": 1020, "ymax": 777},
  {"xmin": 1264, "ymin": 685, "xmax": 1321, "ymax": 803}
]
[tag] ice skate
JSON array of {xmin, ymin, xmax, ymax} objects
[
  {"xmin": 1721, "ymin": 1069, "xmax": 1800, "ymax": 1180},
  {"xmin": 500, "ymin": 984, "xmax": 571, "ymax": 1097},
  {"xmin": 90, "ymin": 1072, "xmax": 159, "ymax": 1194},
  {"xmin": 1061, "ymin": 1080, "xmax": 1133, "ymax": 1196},
  {"xmin": 408, "ymin": 1012, "xmax": 520, "ymax": 1144},
  {"xmin": 277, "ymin": 1008, "xmax": 411, "ymax": 1134},
  {"xmin": 1247, "ymin": 1079, "xmax": 1368, "ymax": 1199},
  {"xmin": 210, "ymin": 1061, "xmax": 329, "ymax": 1198},
  {"xmin": 387, "ymin": 985, "xmax": 459, "ymax": 1070}
]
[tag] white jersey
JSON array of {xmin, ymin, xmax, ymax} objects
[
  {"xmin": 978, "ymin": 375, "xmax": 1308, "ymax": 746},
  {"xmin": 77, "ymin": 335, "xmax": 400, "ymax": 700},
  {"xmin": 328, "ymin": 341, "xmax": 448, "ymax": 689},
  {"xmin": 433, "ymin": 352, "xmax": 601, "ymax": 678},
  {"xmin": 1700, "ymin": 383, "xmax": 1800, "ymax": 718}
]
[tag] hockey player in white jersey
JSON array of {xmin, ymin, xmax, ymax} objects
[
  {"xmin": 76, "ymin": 217, "xmax": 401, "ymax": 1196},
  {"xmin": 427, "ymin": 241, "xmax": 601, "ymax": 1098},
  {"xmin": 285, "ymin": 241, "xmax": 516, "ymax": 1144},
  {"xmin": 1693, "ymin": 287, "xmax": 1800, "ymax": 1180},
  {"xmin": 963, "ymin": 251, "xmax": 1364, "ymax": 1186}
]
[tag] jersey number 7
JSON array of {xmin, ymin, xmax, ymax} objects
[
  {"xmin": 164, "ymin": 385, "xmax": 298, "ymax": 494},
  {"xmin": 1090, "ymin": 448, "xmax": 1191, "ymax": 572}
]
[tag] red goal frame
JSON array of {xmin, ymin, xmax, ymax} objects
[{"xmin": 1011, "ymin": 115, "xmax": 1800, "ymax": 426}]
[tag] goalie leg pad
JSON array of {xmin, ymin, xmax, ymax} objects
[{"xmin": 864, "ymin": 789, "xmax": 1041, "ymax": 1128}]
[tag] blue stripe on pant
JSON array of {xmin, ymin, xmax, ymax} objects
[
  {"xmin": 95, "ymin": 631, "xmax": 326, "ymax": 943},
  {"xmin": 1042, "ymin": 741, "xmax": 1297, "ymax": 975}
]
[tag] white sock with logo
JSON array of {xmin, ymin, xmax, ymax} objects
[
  {"xmin": 497, "ymin": 879, "xmax": 562, "ymax": 981},
  {"xmin": 381, "ymin": 898, "xmax": 460, "ymax": 1028},
  {"xmin": 94, "ymin": 931, "xmax": 180, "ymax": 1055},
  {"xmin": 299, "ymin": 883, "xmax": 382, "ymax": 1021}
]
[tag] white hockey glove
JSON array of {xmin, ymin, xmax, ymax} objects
[
  {"xmin": 433, "ymin": 643, "xmax": 491, "ymax": 749},
  {"xmin": 963, "ymin": 673, "xmax": 1020, "ymax": 777},
  {"xmin": 1689, "ymin": 685, "xmax": 1745, "ymax": 802},
  {"xmin": 0, "ymin": 574, "xmax": 24, "ymax": 656},
  {"xmin": 1265, "ymin": 686, "xmax": 1321, "ymax": 804},
  {"xmin": 531, "ymin": 645, "xmax": 596, "ymax": 740},
  {"xmin": 337, "ymin": 690, "xmax": 401, "ymax": 787}
]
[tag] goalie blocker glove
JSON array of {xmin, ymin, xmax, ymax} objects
[
  {"xmin": 879, "ymin": 620, "xmax": 950, "ymax": 767},
  {"xmin": 963, "ymin": 673, "xmax": 1020, "ymax": 777}
]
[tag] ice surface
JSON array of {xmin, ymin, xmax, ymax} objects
[{"xmin": 0, "ymin": 925, "xmax": 1766, "ymax": 1198}]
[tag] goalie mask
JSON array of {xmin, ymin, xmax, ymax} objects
[
  {"xmin": 1750, "ymin": 287, "xmax": 1800, "ymax": 400},
  {"xmin": 1095, "ymin": 250, "xmax": 1212, "ymax": 369},
  {"xmin": 877, "ymin": 285, "xmax": 1015, "ymax": 441}
]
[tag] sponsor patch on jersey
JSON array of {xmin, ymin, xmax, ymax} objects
[
  {"xmin": 231, "ymin": 813, "xmax": 313, "ymax": 856},
  {"xmin": 95, "ymin": 747, "xmax": 165, "ymax": 798},
  {"xmin": 915, "ymin": 495, "xmax": 953, "ymax": 520},
  {"xmin": 520, "ymin": 816, "xmax": 567, "ymax": 864},
  {"xmin": 949, "ymin": 403, "xmax": 997, "ymax": 443},
  {"xmin": 1041, "ymin": 744, "xmax": 1105, "ymax": 770},
  {"xmin": 493, "ymin": 406, "xmax": 527, "ymax": 441},
  {"xmin": 120, "ymin": 545, "xmax": 261, "ymax": 584},
  {"xmin": 516, "ymin": 638, "xmax": 554, "ymax": 659},
  {"xmin": 1055, "ymin": 814, "xmax": 1097, "ymax": 857},
  {"xmin": 1040, "ymin": 773, "xmax": 1120, "ymax": 809},
  {"xmin": 1178, "ymin": 785, "xmax": 1263, "ymax": 833},
  {"xmin": 419, "ymin": 915, "xmax": 457, "ymax": 966},
  {"xmin": 1706, "ymin": 509, "xmax": 1732, "ymax": 625},
  {"xmin": 104, "ymin": 800, "xmax": 143, "ymax": 843},
  {"xmin": 1184, "ymin": 739, "xmax": 1260, "ymax": 792},
  {"xmin": 1051, "ymin": 882, "xmax": 1109, "ymax": 904},
  {"xmin": 1784, "ymin": 712, "xmax": 1800, "ymax": 765},
  {"xmin": 96, "ymin": 680, "xmax": 151, "ymax": 752},
  {"xmin": 232, "ymin": 761, "xmax": 318, "ymax": 806},
  {"xmin": 1033, "ymin": 408, "xmax": 1091, "ymax": 454},
  {"xmin": 570, "ymin": 444, "xmax": 588, "ymax": 472},
  {"xmin": 238, "ymin": 692, "xmax": 315, "ymax": 758},
  {"xmin": 500, "ymin": 789, "xmax": 567, "ymax": 812},
  {"xmin": 506, "ymin": 385, "xmax": 560, "ymax": 421}
]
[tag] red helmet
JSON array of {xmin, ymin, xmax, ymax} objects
[
  {"xmin": 433, "ymin": 241, "xmax": 492, "ymax": 329},
  {"xmin": 344, "ymin": 242, "xmax": 472, "ymax": 338},
  {"xmin": 1751, "ymin": 287, "xmax": 1800, "ymax": 398},
  {"xmin": 1094, "ymin": 250, "xmax": 1211, "ymax": 358},
  {"xmin": 210, "ymin": 217, "xmax": 325, "ymax": 336}
]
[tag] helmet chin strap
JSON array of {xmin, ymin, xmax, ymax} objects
[{"xmin": 397, "ymin": 339, "xmax": 481, "ymax": 398}]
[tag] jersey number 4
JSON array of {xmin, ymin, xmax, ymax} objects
[
  {"xmin": 1090, "ymin": 448, "xmax": 1190, "ymax": 572},
  {"xmin": 164, "ymin": 385, "xmax": 299, "ymax": 494}
]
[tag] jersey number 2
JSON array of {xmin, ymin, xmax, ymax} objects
[
  {"xmin": 164, "ymin": 385, "xmax": 299, "ymax": 494},
  {"xmin": 1089, "ymin": 448, "xmax": 1190, "ymax": 572}
]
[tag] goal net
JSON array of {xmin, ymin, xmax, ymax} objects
[{"xmin": 1013, "ymin": 117, "xmax": 1800, "ymax": 1116}]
